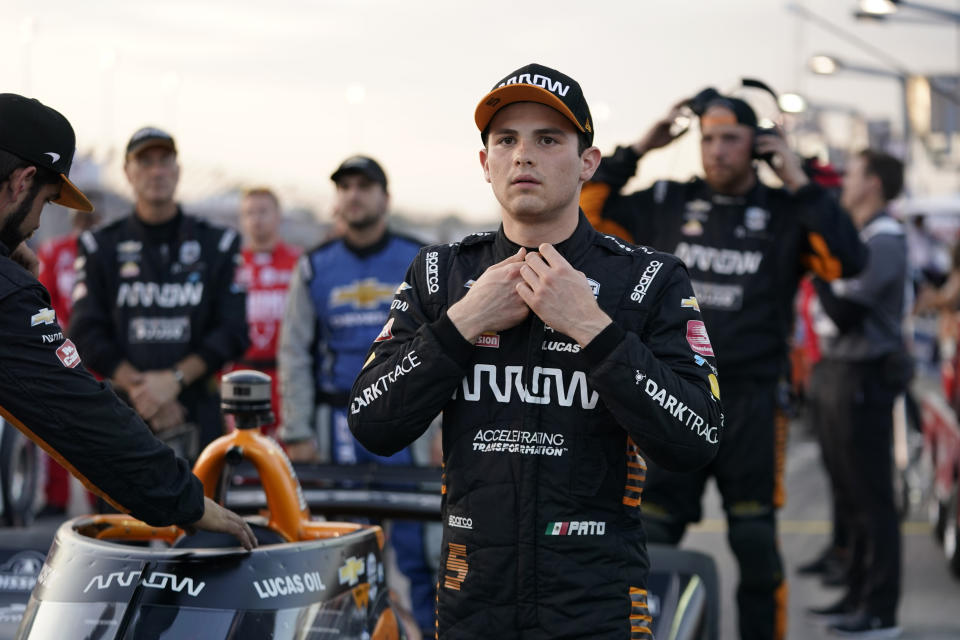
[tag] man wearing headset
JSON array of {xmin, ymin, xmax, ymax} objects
[{"xmin": 581, "ymin": 92, "xmax": 866, "ymax": 640}]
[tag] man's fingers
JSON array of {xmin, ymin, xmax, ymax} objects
[
  {"xmin": 515, "ymin": 281, "xmax": 535, "ymax": 305},
  {"xmin": 497, "ymin": 247, "xmax": 527, "ymax": 266},
  {"xmin": 234, "ymin": 516, "xmax": 257, "ymax": 550},
  {"xmin": 523, "ymin": 250, "xmax": 550, "ymax": 277},
  {"xmin": 519, "ymin": 263, "xmax": 539, "ymax": 289},
  {"xmin": 537, "ymin": 243, "xmax": 569, "ymax": 267}
]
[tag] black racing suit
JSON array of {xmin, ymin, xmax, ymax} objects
[
  {"xmin": 69, "ymin": 209, "xmax": 249, "ymax": 447},
  {"xmin": 349, "ymin": 214, "xmax": 723, "ymax": 639},
  {"xmin": 581, "ymin": 146, "xmax": 867, "ymax": 640},
  {"xmin": 0, "ymin": 240, "xmax": 204, "ymax": 526}
]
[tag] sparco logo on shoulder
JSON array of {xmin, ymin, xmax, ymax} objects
[
  {"xmin": 448, "ymin": 515, "xmax": 473, "ymax": 530},
  {"xmin": 426, "ymin": 252, "xmax": 439, "ymax": 294},
  {"xmin": 630, "ymin": 260, "xmax": 663, "ymax": 304}
]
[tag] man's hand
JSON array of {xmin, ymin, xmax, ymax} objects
[
  {"xmin": 149, "ymin": 401, "xmax": 186, "ymax": 432},
  {"xmin": 129, "ymin": 370, "xmax": 181, "ymax": 421},
  {"xmin": 631, "ymin": 98, "xmax": 690, "ymax": 157},
  {"xmin": 284, "ymin": 439, "xmax": 320, "ymax": 462},
  {"xmin": 189, "ymin": 497, "xmax": 257, "ymax": 550},
  {"xmin": 10, "ymin": 243, "xmax": 39, "ymax": 277},
  {"xmin": 447, "ymin": 248, "xmax": 530, "ymax": 342},
  {"xmin": 110, "ymin": 361, "xmax": 144, "ymax": 395},
  {"xmin": 517, "ymin": 244, "xmax": 612, "ymax": 346},
  {"xmin": 755, "ymin": 132, "xmax": 810, "ymax": 192}
]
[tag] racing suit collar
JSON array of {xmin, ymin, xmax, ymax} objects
[
  {"xmin": 0, "ymin": 240, "xmax": 9, "ymax": 258},
  {"xmin": 493, "ymin": 210, "xmax": 594, "ymax": 263},
  {"xmin": 706, "ymin": 177, "xmax": 764, "ymax": 207},
  {"xmin": 125, "ymin": 206, "xmax": 191, "ymax": 244},
  {"xmin": 343, "ymin": 230, "xmax": 391, "ymax": 258}
]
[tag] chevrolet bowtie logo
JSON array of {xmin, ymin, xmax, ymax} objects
[
  {"xmin": 338, "ymin": 556, "xmax": 365, "ymax": 586},
  {"xmin": 331, "ymin": 279, "xmax": 396, "ymax": 309},
  {"xmin": 30, "ymin": 308, "xmax": 57, "ymax": 327}
]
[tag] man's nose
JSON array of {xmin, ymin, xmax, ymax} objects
[{"xmin": 514, "ymin": 139, "xmax": 533, "ymax": 165}]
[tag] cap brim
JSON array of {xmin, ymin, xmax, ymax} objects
[
  {"xmin": 330, "ymin": 168, "xmax": 385, "ymax": 187},
  {"xmin": 126, "ymin": 139, "xmax": 176, "ymax": 158},
  {"xmin": 52, "ymin": 174, "xmax": 94, "ymax": 213},
  {"xmin": 475, "ymin": 85, "xmax": 585, "ymax": 134}
]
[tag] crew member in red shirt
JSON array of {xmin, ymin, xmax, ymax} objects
[
  {"xmin": 36, "ymin": 207, "xmax": 100, "ymax": 515},
  {"xmin": 37, "ymin": 208, "xmax": 100, "ymax": 331},
  {"xmin": 226, "ymin": 187, "xmax": 299, "ymax": 436}
]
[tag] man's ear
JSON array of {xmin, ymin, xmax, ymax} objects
[
  {"xmin": 579, "ymin": 146, "xmax": 602, "ymax": 183},
  {"xmin": 479, "ymin": 148, "xmax": 491, "ymax": 184},
  {"xmin": 9, "ymin": 166, "xmax": 37, "ymax": 200}
]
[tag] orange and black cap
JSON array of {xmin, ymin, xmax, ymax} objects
[
  {"xmin": 475, "ymin": 63, "xmax": 593, "ymax": 146},
  {"xmin": 0, "ymin": 93, "xmax": 93, "ymax": 212}
]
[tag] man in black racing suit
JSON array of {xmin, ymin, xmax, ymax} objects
[
  {"xmin": 581, "ymin": 94, "xmax": 866, "ymax": 640},
  {"xmin": 0, "ymin": 93, "xmax": 254, "ymax": 547},
  {"xmin": 69, "ymin": 127, "xmax": 249, "ymax": 449},
  {"xmin": 349, "ymin": 64, "xmax": 722, "ymax": 639}
]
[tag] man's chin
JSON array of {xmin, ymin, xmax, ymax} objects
[
  {"xmin": 0, "ymin": 231, "xmax": 27, "ymax": 251},
  {"xmin": 345, "ymin": 216, "xmax": 381, "ymax": 231}
]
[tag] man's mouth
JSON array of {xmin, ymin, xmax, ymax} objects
[{"xmin": 511, "ymin": 175, "xmax": 541, "ymax": 186}]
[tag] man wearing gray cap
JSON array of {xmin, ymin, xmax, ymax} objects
[
  {"xmin": 69, "ymin": 126, "xmax": 249, "ymax": 449},
  {"xmin": 0, "ymin": 93, "xmax": 254, "ymax": 548}
]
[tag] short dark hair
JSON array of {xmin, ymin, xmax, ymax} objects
[
  {"xmin": 859, "ymin": 149, "xmax": 904, "ymax": 202},
  {"xmin": 0, "ymin": 148, "xmax": 61, "ymax": 189},
  {"xmin": 481, "ymin": 126, "xmax": 592, "ymax": 156}
]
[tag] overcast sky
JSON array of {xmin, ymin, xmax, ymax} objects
[{"xmin": 3, "ymin": 0, "xmax": 957, "ymax": 222}]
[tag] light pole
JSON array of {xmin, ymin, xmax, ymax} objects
[{"xmin": 856, "ymin": 0, "xmax": 960, "ymax": 23}]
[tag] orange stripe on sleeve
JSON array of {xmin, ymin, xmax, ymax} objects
[
  {"xmin": 802, "ymin": 232, "xmax": 843, "ymax": 281},
  {"xmin": 0, "ymin": 404, "xmax": 128, "ymax": 515},
  {"xmin": 580, "ymin": 182, "xmax": 636, "ymax": 242}
]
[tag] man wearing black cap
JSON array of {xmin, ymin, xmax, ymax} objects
[
  {"xmin": 349, "ymin": 64, "xmax": 722, "ymax": 638},
  {"xmin": 581, "ymin": 95, "xmax": 867, "ymax": 640},
  {"xmin": 277, "ymin": 155, "xmax": 431, "ymax": 632},
  {"xmin": 0, "ymin": 93, "xmax": 255, "ymax": 547},
  {"xmin": 69, "ymin": 126, "xmax": 249, "ymax": 449}
]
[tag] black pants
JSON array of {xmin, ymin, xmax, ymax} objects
[
  {"xmin": 816, "ymin": 358, "xmax": 901, "ymax": 617},
  {"xmin": 641, "ymin": 379, "xmax": 787, "ymax": 640},
  {"xmin": 808, "ymin": 362, "xmax": 850, "ymax": 553}
]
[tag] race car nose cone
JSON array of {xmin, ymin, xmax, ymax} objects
[{"xmin": 221, "ymin": 370, "xmax": 274, "ymax": 428}]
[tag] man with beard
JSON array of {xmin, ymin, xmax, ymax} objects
[
  {"xmin": 581, "ymin": 93, "xmax": 866, "ymax": 640},
  {"xmin": 0, "ymin": 93, "xmax": 255, "ymax": 547},
  {"xmin": 277, "ymin": 155, "xmax": 432, "ymax": 634}
]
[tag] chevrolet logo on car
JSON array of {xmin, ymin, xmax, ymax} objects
[{"xmin": 338, "ymin": 556, "xmax": 365, "ymax": 586}]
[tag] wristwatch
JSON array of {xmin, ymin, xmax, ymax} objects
[{"xmin": 172, "ymin": 367, "xmax": 185, "ymax": 390}]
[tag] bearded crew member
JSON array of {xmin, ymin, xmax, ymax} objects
[
  {"xmin": 0, "ymin": 94, "xmax": 254, "ymax": 547},
  {"xmin": 581, "ymin": 92, "xmax": 866, "ymax": 640}
]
